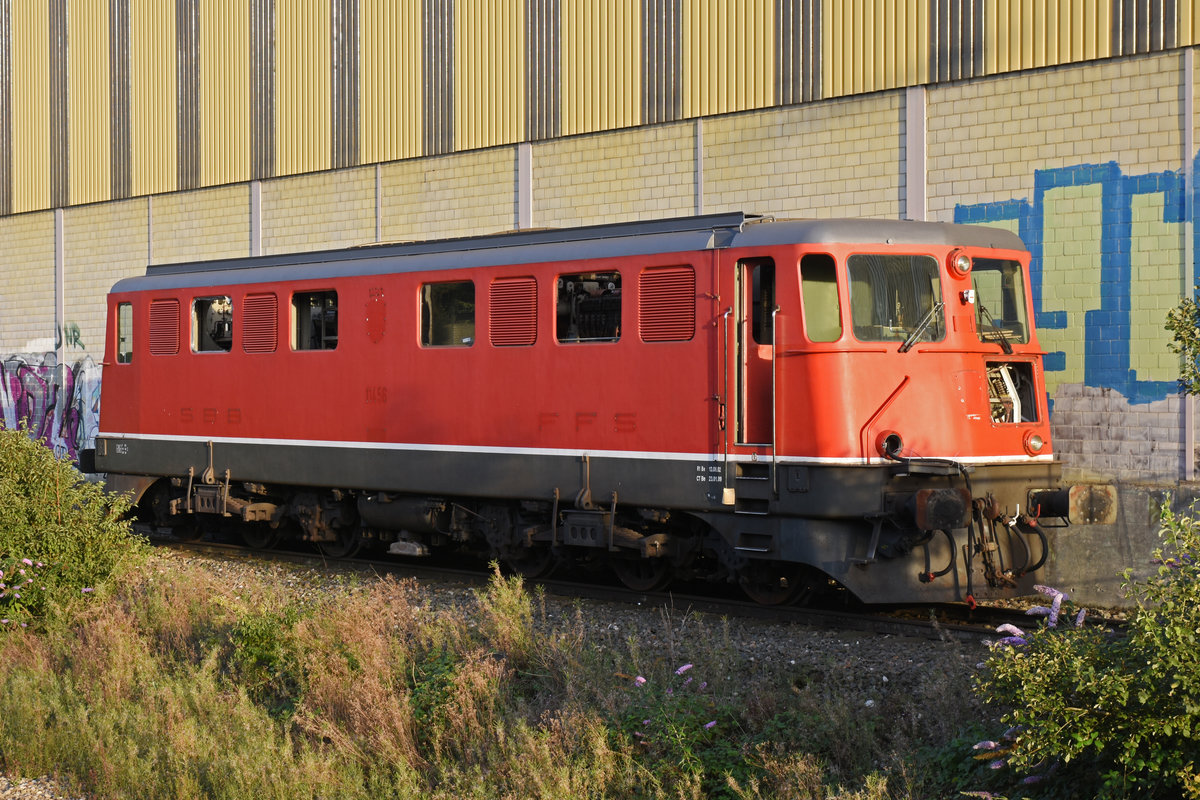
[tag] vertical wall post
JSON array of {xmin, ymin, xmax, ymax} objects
[
  {"xmin": 1185, "ymin": 48, "xmax": 1196, "ymax": 482},
  {"xmin": 53, "ymin": 207, "xmax": 65, "ymax": 454},
  {"xmin": 695, "ymin": 118, "xmax": 704, "ymax": 215},
  {"xmin": 250, "ymin": 180, "xmax": 262, "ymax": 256},
  {"xmin": 517, "ymin": 142, "xmax": 533, "ymax": 229},
  {"xmin": 375, "ymin": 164, "xmax": 383, "ymax": 242},
  {"xmin": 905, "ymin": 85, "xmax": 927, "ymax": 221}
]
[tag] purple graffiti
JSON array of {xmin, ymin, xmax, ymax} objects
[{"xmin": 1, "ymin": 354, "xmax": 101, "ymax": 461}]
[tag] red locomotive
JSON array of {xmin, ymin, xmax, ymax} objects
[{"xmin": 90, "ymin": 212, "xmax": 1104, "ymax": 604}]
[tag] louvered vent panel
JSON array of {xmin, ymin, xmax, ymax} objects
[
  {"xmin": 243, "ymin": 293, "xmax": 278, "ymax": 353},
  {"xmin": 148, "ymin": 299, "xmax": 180, "ymax": 355},
  {"xmin": 490, "ymin": 277, "xmax": 538, "ymax": 346},
  {"xmin": 639, "ymin": 267, "xmax": 695, "ymax": 342}
]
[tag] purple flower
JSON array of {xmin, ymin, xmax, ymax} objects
[
  {"xmin": 1022, "ymin": 775, "xmax": 1044, "ymax": 785},
  {"xmin": 989, "ymin": 759, "xmax": 1006, "ymax": 769},
  {"xmin": 683, "ymin": 676, "xmax": 693, "ymax": 686},
  {"xmin": 20, "ymin": 559, "xmax": 32, "ymax": 567},
  {"xmin": 699, "ymin": 682, "xmax": 707, "ymax": 690},
  {"xmin": 81, "ymin": 587, "xmax": 94, "ymax": 594},
  {"xmin": 996, "ymin": 623, "xmax": 1026, "ymax": 638},
  {"xmin": 996, "ymin": 636, "xmax": 1027, "ymax": 647},
  {"xmin": 642, "ymin": 719, "xmax": 650, "ymax": 726},
  {"xmin": 973, "ymin": 740, "xmax": 1000, "ymax": 751},
  {"xmin": 633, "ymin": 676, "xmax": 646, "ymax": 687},
  {"xmin": 703, "ymin": 721, "xmax": 717, "ymax": 730},
  {"xmin": 675, "ymin": 664, "xmax": 693, "ymax": 675}
]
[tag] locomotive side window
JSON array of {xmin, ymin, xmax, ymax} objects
[
  {"xmin": 192, "ymin": 296, "xmax": 233, "ymax": 353},
  {"xmin": 293, "ymin": 291, "xmax": 338, "ymax": 350},
  {"xmin": 799, "ymin": 254, "xmax": 841, "ymax": 343},
  {"xmin": 557, "ymin": 271, "xmax": 621, "ymax": 343},
  {"xmin": 421, "ymin": 281, "xmax": 475, "ymax": 347},
  {"xmin": 847, "ymin": 255, "xmax": 943, "ymax": 344},
  {"xmin": 972, "ymin": 259, "xmax": 1030, "ymax": 345},
  {"xmin": 116, "ymin": 303, "xmax": 133, "ymax": 363}
]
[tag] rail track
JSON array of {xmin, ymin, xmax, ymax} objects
[{"xmin": 140, "ymin": 523, "xmax": 1075, "ymax": 644}]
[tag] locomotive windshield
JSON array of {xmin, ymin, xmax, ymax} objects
[
  {"xmin": 847, "ymin": 254, "xmax": 943, "ymax": 344},
  {"xmin": 972, "ymin": 258, "xmax": 1030, "ymax": 345}
]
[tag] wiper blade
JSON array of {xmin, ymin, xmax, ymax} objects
[
  {"xmin": 978, "ymin": 302, "xmax": 1014, "ymax": 354},
  {"xmin": 899, "ymin": 301, "xmax": 944, "ymax": 352}
]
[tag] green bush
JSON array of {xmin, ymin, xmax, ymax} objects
[
  {"xmin": 1166, "ymin": 289, "xmax": 1200, "ymax": 394},
  {"xmin": 973, "ymin": 500, "xmax": 1200, "ymax": 799},
  {"xmin": 0, "ymin": 424, "xmax": 147, "ymax": 627}
]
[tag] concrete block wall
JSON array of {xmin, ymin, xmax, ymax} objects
[
  {"xmin": 263, "ymin": 168, "xmax": 376, "ymax": 254},
  {"xmin": 0, "ymin": 212, "xmax": 56, "ymax": 353},
  {"xmin": 703, "ymin": 93, "xmax": 902, "ymax": 219},
  {"xmin": 533, "ymin": 123, "xmax": 696, "ymax": 227}
]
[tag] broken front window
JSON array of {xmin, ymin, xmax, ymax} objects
[
  {"xmin": 972, "ymin": 258, "xmax": 1030, "ymax": 346},
  {"xmin": 847, "ymin": 255, "xmax": 943, "ymax": 345}
]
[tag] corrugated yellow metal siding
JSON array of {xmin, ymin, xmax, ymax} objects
[
  {"xmin": 683, "ymin": 0, "xmax": 774, "ymax": 118},
  {"xmin": 822, "ymin": 0, "xmax": 927, "ymax": 98},
  {"xmin": 130, "ymin": 0, "xmax": 176, "ymax": 196},
  {"xmin": 362, "ymin": 0, "xmax": 423, "ymax": 163},
  {"xmin": 201, "ymin": 0, "xmax": 250, "ymax": 187},
  {"xmin": 276, "ymin": 0, "xmax": 331, "ymax": 176},
  {"xmin": 561, "ymin": 0, "xmax": 640, "ymax": 136},
  {"xmin": 455, "ymin": 0, "xmax": 524, "ymax": 151},
  {"xmin": 986, "ymin": 0, "xmax": 1111, "ymax": 73},
  {"xmin": 67, "ymin": 0, "xmax": 111, "ymax": 206},
  {"xmin": 10, "ymin": 2, "xmax": 49, "ymax": 213}
]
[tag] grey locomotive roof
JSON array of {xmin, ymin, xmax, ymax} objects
[{"xmin": 111, "ymin": 212, "xmax": 1027, "ymax": 293}]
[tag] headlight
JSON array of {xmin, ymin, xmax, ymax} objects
[
  {"xmin": 947, "ymin": 249, "xmax": 972, "ymax": 278},
  {"xmin": 1023, "ymin": 431, "xmax": 1045, "ymax": 455}
]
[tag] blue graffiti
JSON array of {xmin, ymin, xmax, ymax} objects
[{"xmin": 955, "ymin": 160, "xmax": 1183, "ymax": 405}]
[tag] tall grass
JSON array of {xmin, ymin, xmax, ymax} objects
[{"xmin": 0, "ymin": 556, "xmax": 989, "ymax": 799}]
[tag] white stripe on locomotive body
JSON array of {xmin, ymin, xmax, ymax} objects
[{"xmin": 100, "ymin": 432, "xmax": 1056, "ymax": 467}]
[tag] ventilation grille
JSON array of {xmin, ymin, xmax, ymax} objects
[
  {"xmin": 639, "ymin": 266, "xmax": 695, "ymax": 342},
  {"xmin": 490, "ymin": 277, "xmax": 537, "ymax": 346},
  {"xmin": 243, "ymin": 293, "xmax": 278, "ymax": 353},
  {"xmin": 148, "ymin": 299, "xmax": 180, "ymax": 355}
]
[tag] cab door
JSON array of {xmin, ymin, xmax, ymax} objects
[{"xmin": 735, "ymin": 258, "xmax": 775, "ymax": 446}]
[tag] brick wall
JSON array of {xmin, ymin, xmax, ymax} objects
[
  {"xmin": 150, "ymin": 186, "xmax": 252, "ymax": 265},
  {"xmin": 0, "ymin": 212, "xmax": 56, "ymax": 352},
  {"xmin": 63, "ymin": 199, "xmax": 149, "ymax": 362}
]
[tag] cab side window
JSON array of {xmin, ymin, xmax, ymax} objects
[
  {"xmin": 557, "ymin": 271, "xmax": 621, "ymax": 343},
  {"xmin": 193, "ymin": 296, "xmax": 233, "ymax": 353},
  {"xmin": 116, "ymin": 303, "xmax": 133, "ymax": 363},
  {"xmin": 421, "ymin": 281, "xmax": 475, "ymax": 347}
]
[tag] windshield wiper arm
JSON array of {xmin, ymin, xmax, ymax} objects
[
  {"xmin": 977, "ymin": 302, "xmax": 1014, "ymax": 354},
  {"xmin": 899, "ymin": 301, "xmax": 944, "ymax": 352}
]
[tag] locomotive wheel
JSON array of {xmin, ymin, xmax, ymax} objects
[
  {"xmin": 317, "ymin": 528, "xmax": 362, "ymax": 559},
  {"xmin": 504, "ymin": 545, "xmax": 556, "ymax": 579},
  {"xmin": 168, "ymin": 517, "xmax": 205, "ymax": 542},
  {"xmin": 611, "ymin": 557, "xmax": 672, "ymax": 592},
  {"xmin": 738, "ymin": 563, "xmax": 811, "ymax": 606},
  {"xmin": 240, "ymin": 523, "xmax": 281, "ymax": 550}
]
